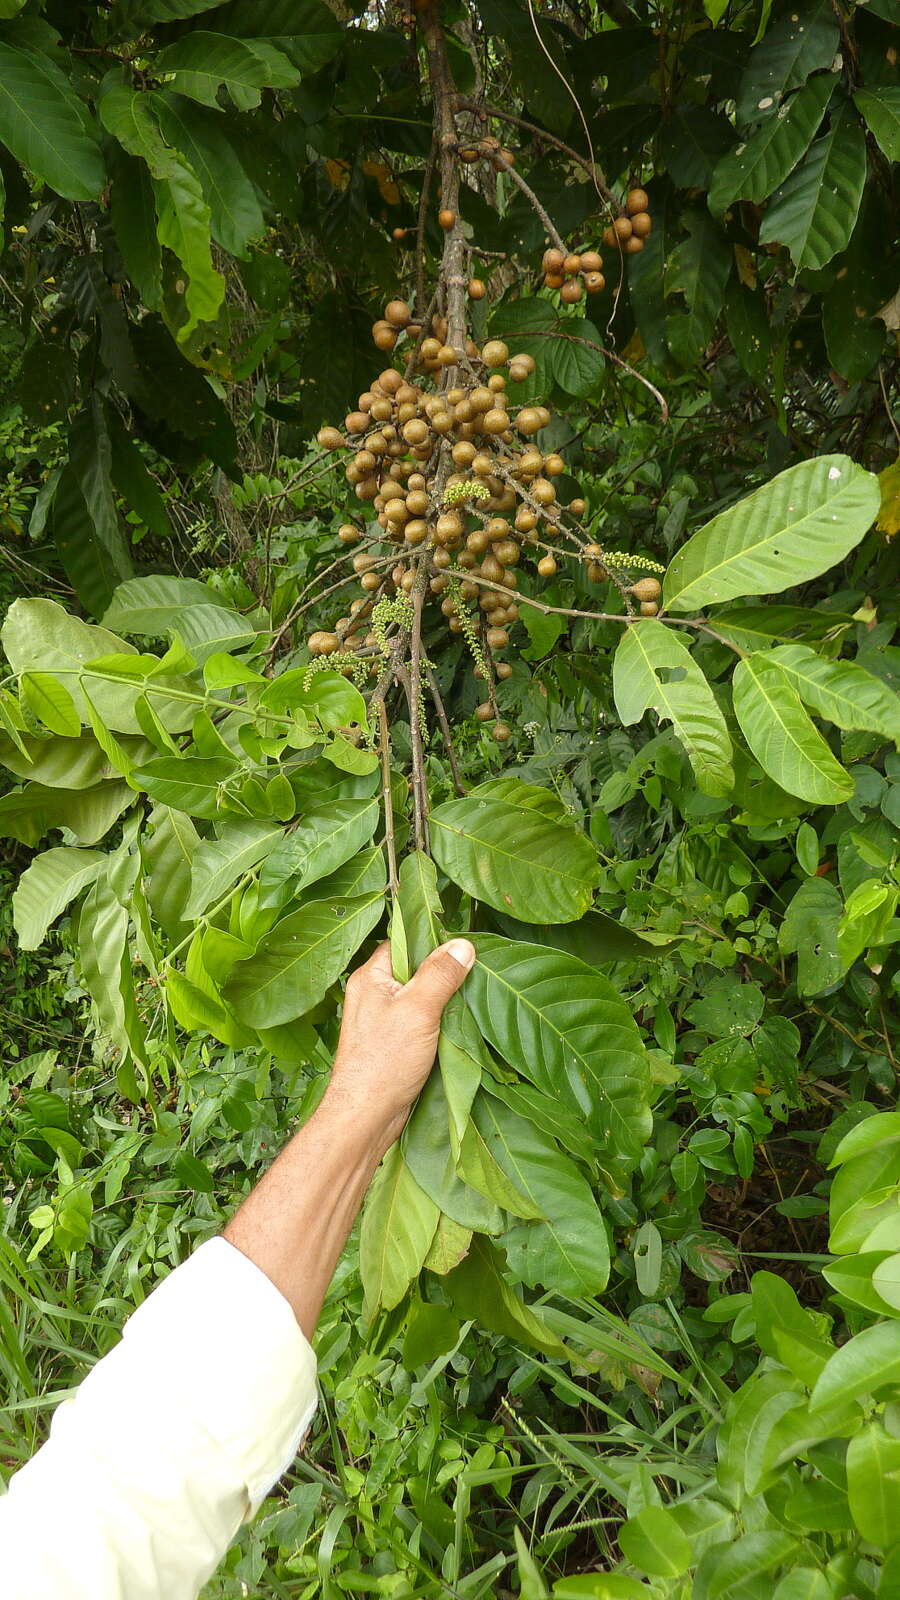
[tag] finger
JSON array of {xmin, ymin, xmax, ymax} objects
[
  {"xmin": 356, "ymin": 940, "xmax": 402, "ymax": 994},
  {"xmin": 404, "ymin": 939, "xmax": 476, "ymax": 1014}
]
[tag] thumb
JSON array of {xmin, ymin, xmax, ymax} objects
[{"xmin": 404, "ymin": 938, "xmax": 476, "ymax": 1016}]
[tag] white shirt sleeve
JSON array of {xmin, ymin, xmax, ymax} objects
[{"xmin": 0, "ymin": 1237, "xmax": 318, "ymax": 1600}]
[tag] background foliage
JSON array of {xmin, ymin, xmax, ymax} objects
[{"xmin": 0, "ymin": 0, "xmax": 898, "ymax": 1594}]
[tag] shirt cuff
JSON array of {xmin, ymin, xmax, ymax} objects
[{"xmin": 71, "ymin": 1236, "xmax": 319, "ymax": 1513}]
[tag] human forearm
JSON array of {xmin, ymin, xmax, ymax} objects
[{"xmin": 223, "ymin": 1092, "xmax": 395, "ymax": 1340}]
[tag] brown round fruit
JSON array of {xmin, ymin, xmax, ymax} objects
[
  {"xmin": 631, "ymin": 212, "xmax": 652, "ymax": 238},
  {"xmin": 475, "ymin": 702, "xmax": 494, "ymax": 721},
  {"xmin": 468, "ymin": 278, "xmax": 486, "ymax": 299},
  {"xmin": 568, "ymin": 498, "xmax": 587, "ymax": 516},
  {"xmin": 372, "ymin": 322, "xmax": 397, "ymax": 351},
  {"xmin": 486, "ymin": 626, "xmax": 509, "ymax": 649},
  {"xmin": 483, "ymin": 407, "xmax": 510, "ymax": 434},
  {"xmin": 603, "ymin": 226, "xmax": 617, "ymax": 249},
  {"xmin": 625, "ymin": 236, "xmax": 644, "ymax": 254},
  {"xmin": 584, "ymin": 271, "xmax": 606, "ymax": 294},
  {"xmin": 345, "ymin": 411, "xmax": 369, "ymax": 434},
  {"xmin": 482, "ymin": 339, "xmax": 510, "ymax": 368},
  {"xmin": 515, "ymin": 407, "xmax": 543, "ymax": 436},
  {"xmin": 630, "ymin": 576, "xmax": 662, "ymax": 602},
  {"xmin": 492, "ymin": 722, "xmax": 511, "ymax": 742},
  {"xmin": 640, "ymin": 600, "xmax": 659, "ymax": 616},
  {"xmin": 542, "ymin": 247, "xmax": 565, "ymax": 274},
  {"xmin": 580, "ymin": 251, "xmax": 603, "ymax": 273},
  {"xmin": 626, "ymin": 188, "xmax": 649, "ymax": 216},
  {"xmin": 613, "ymin": 215, "xmax": 633, "ymax": 240},
  {"xmin": 537, "ymin": 555, "xmax": 557, "ymax": 577},
  {"xmin": 496, "ymin": 661, "xmax": 513, "ymax": 680},
  {"xmin": 563, "ymin": 253, "xmax": 582, "ymax": 275},
  {"xmin": 438, "ymin": 208, "xmax": 456, "ymax": 229},
  {"xmin": 384, "ymin": 299, "xmax": 411, "ymax": 327},
  {"xmin": 316, "ymin": 426, "xmax": 345, "ymax": 450},
  {"xmin": 560, "ymin": 279, "xmax": 582, "ymax": 304}
]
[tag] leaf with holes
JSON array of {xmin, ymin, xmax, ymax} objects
[
  {"xmin": 613, "ymin": 621, "xmax": 734, "ymax": 797},
  {"xmin": 709, "ymin": 72, "xmax": 834, "ymax": 214}
]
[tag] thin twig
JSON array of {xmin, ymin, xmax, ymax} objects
[
  {"xmin": 454, "ymin": 98, "xmax": 617, "ymax": 211},
  {"xmin": 424, "ymin": 661, "xmax": 466, "ymax": 794},
  {"xmin": 376, "ymin": 697, "xmax": 399, "ymax": 894},
  {"xmin": 490, "ymin": 151, "xmax": 565, "ymax": 254}
]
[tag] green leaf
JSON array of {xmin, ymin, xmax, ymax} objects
[
  {"xmin": 438, "ymin": 995, "xmax": 487, "ymax": 1161},
  {"xmin": 736, "ymin": 4, "xmax": 839, "ymax": 126},
  {"xmin": 456, "ymin": 1114, "xmax": 542, "ymax": 1221},
  {"xmin": 402, "ymin": 1298, "xmax": 460, "ymax": 1370},
  {"xmin": 699, "ymin": 1531, "xmax": 798, "ymax": 1598},
  {"xmin": 810, "ymin": 1321, "xmax": 900, "ymax": 1413},
  {"xmin": 778, "ymin": 876, "xmax": 844, "ymax": 995},
  {"xmin": 854, "ymin": 86, "xmax": 900, "ymax": 162},
  {"xmin": 612, "ymin": 621, "xmax": 734, "ymax": 797},
  {"xmin": 766, "ymin": 642, "xmax": 900, "ymax": 742},
  {"xmin": 846, "ymin": 1422, "xmax": 900, "ymax": 1546},
  {"xmin": 0, "ymin": 44, "xmax": 105, "ymax": 200},
  {"xmin": 443, "ymin": 1234, "xmax": 567, "ymax": 1357},
  {"xmin": 402, "ymin": 1073, "xmax": 505, "ymax": 1234},
  {"xmin": 0, "ymin": 780, "xmax": 133, "ymax": 848},
  {"xmin": 664, "ymin": 211, "xmax": 732, "ymax": 368},
  {"xmin": 153, "ymin": 161, "xmax": 224, "ymax": 338},
  {"xmin": 359, "ymin": 1145, "xmax": 439, "ymax": 1318},
  {"xmin": 759, "ymin": 117, "xmax": 867, "ymax": 271},
  {"xmin": 224, "ymin": 891, "xmax": 384, "ymax": 1027},
  {"xmin": 187, "ymin": 818, "xmax": 284, "ymax": 916},
  {"xmin": 106, "ymin": 409, "xmax": 174, "ymax": 541},
  {"xmin": 153, "ymin": 95, "xmax": 264, "ymax": 259},
  {"xmin": 663, "ymin": 455, "xmax": 880, "ymax": 612},
  {"xmin": 395, "ymin": 850, "xmax": 443, "ymax": 977},
  {"xmin": 76, "ymin": 873, "xmax": 147, "ymax": 1076},
  {"xmin": 259, "ymin": 800, "xmax": 378, "ymax": 903},
  {"xmin": 547, "ymin": 320, "xmax": 604, "ymax": 399},
  {"xmin": 618, "ymin": 1506, "xmax": 692, "ymax": 1579},
  {"xmin": 732, "ymin": 654, "xmax": 853, "ymax": 804},
  {"xmin": 108, "ymin": 144, "xmax": 162, "ymax": 310},
  {"xmin": 259, "ymin": 668, "xmax": 368, "ymax": 732},
  {"xmin": 132, "ymin": 756, "xmax": 237, "ymax": 818},
  {"xmin": 429, "ymin": 790, "xmax": 599, "ymax": 925},
  {"xmin": 20, "ymin": 673, "xmax": 81, "ymax": 738},
  {"xmin": 467, "ymin": 935, "xmax": 651, "ymax": 1182},
  {"xmin": 154, "ymin": 32, "xmax": 301, "ymax": 111},
  {"xmin": 143, "ymin": 804, "xmax": 199, "ymax": 935},
  {"xmin": 514, "ymin": 1529, "xmax": 550, "ymax": 1600},
  {"xmin": 473, "ymin": 1095, "xmax": 610, "ymax": 1295},
  {"xmin": 709, "ymin": 73, "xmax": 834, "ymax": 214},
  {"xmin": 199, "ymin": 0, "xmax": 343, "ymax": 74},
  {"xmin": 13, "ymin": 847, "xmax": 106, "ymax": 950}
]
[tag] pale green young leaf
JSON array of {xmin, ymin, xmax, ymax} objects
[
  {"xmin": 13, "ymin": 847, "xmax": 106, "ymax": 950},
  {"xmin": 612, "ymin": 621, "xmax": 734, "ymax": 796},
  {"xmin": 76, "ymin": 874, "xmax": 147, "ymax": 1073},
  {"xmin": 618, "ymin": 1505, "xmax": 692, "ymax": 1578},
  {"xmin": 810, "ymin": 1321, "xmax": 900, "ymax": 1413},
  {"xmin": 143, "ymin": 804, "xmax": 200, "ymax": 935},
  {"xmin": 403, "ymin": 1073, "xmax": 505, "ymax": 1234},
  {"xmin": 154, "ymin": 96, "xmax": 264, "ymax": 259},
  {"xmin": 132, "ymin": 755, "xmax": 237, "ymax": 817},
  {"xmin": 846, "ymin": 1422, "xmax": 900, "ymax": 1547},
  {"xmin": 429, "ymin": 793, "xmax": 599, "ymax": 925},
  {"xmin": 732, "ymin": 654, "xmax": 853, "ymax": 804},
  {"xmin": 20, "ymin": 672, "xmax": 81, "ymax": 738},
  {"xmin": 443, "ymin": 1235, "xmax": 567, "ymax": 1358},
  {"xmin": 663, "ymin": 456, "xmax": 880, "ymax": 612},
  {"xmin": 152, "ymin": 161, "xmax": 225, "ymax": 339},
  {"xmin": 396, "ymin": 850, "xmax": 443, "ymax": 971}
]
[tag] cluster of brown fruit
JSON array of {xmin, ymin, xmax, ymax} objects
[
  {"xmin": 540, "ymin": 246, "xmax": 606, "ymax": 303},
  {"xmin": 313, "ymin": 299, "xmax": 597, "ymax": 739},
  {"xmin": 602, "ymin": 188, "xmax": 653, "ymax": 255}
]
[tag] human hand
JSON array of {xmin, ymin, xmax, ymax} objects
[{"xmin": 323, "ymin": 938, "xmax": 476, "ymax": 1151}]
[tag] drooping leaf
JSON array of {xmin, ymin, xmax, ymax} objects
[
  {"xmin": 13, "ymin": 847, "xmax": 107, "ymax": 950},
  {"xmin": 429, "ymin": 789, "xmax": 599, "ymax": 925},
  {"xmin": 736, "ymin": 3, "xmax": 839, "ymax": 126},
  {"xmin": 403, "ymin": 1073, "xmax": 506, "ymax": 1235},
  {"xmin": 709, "ymin": 72, "xmax": 834, "ymax": 214},
  {"xmin": 663, "ymin": 455, "xmax": 879, "ymax": 612},
  {"xmin": 76, "ymin": 873, "xmax": 147, "ymax": 1077},
  {"xmin": 732, "ymin": 654, "xmax": 853, "ymax": 804},
  {"xmin": 106, "ymin": 409, "xmax": 174, "ymax": 541},
  {"xmin": 359, "ymin": 1145, "xmax": 440, "ymax": 1318},
  {"xmin": 759, "ymin": 116, "xmax": 867, "ymax": 271},
  {"xmin": 154, "ymin": 95, "xmax": 264, "ymax": 259},
  {"xmin": 612, "ymin": 621, "xmax": 734, "ymax": 797},
  {"xmin": 258, "ymin": 799, "xmax": 378, "ymax": 904},
  {"xmin": 853, "ymin": 86, "xmax": 900, "ymax": 162},
  {"xmin": 467, "ymin": 935, "xmax": 652, "ymax": 1184},
  {"xmin": 0, "ymin": 44, "xmax": 105, "ymax": 200},
  {"xmin": 224, "ymin": 891, "xmax": 385, "ymax": 1026},
  {"xmin": 664, "ymin": 211, "xmax": 732, "ymax": 368},
  {"xmin": 395, "ymin": 850, "xmax": 443, "ymax": 977},
  {"xmin": 473, "ymin": 1095, "xmax": 610, "ymax": 1295},
  {"xmin": 102, "ymin": 575, "xmax": 256, "ymax": 659},
  {"xmin": 154, "ymin": 32, "xmax": 302, "ymax": 111},
  {"xmin": 442, "ymin": 1234, "xmax": 567, "ymax": 1357},
  {"xmin": 143, "ymin": 804, "xmax": 200, "ymax": 935},
  {"xmin": 0, "ymin": 780, "xmax": 134, "ymax": 847}
]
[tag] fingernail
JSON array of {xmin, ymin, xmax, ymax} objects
[{"xmin": 444, "ymin": 938, "xmax": 476, "ymax": 970}]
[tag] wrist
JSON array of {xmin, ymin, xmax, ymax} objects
[{"xmin": 315, "ymin": 1079, "xmax": 411, "ymax": 1165}]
